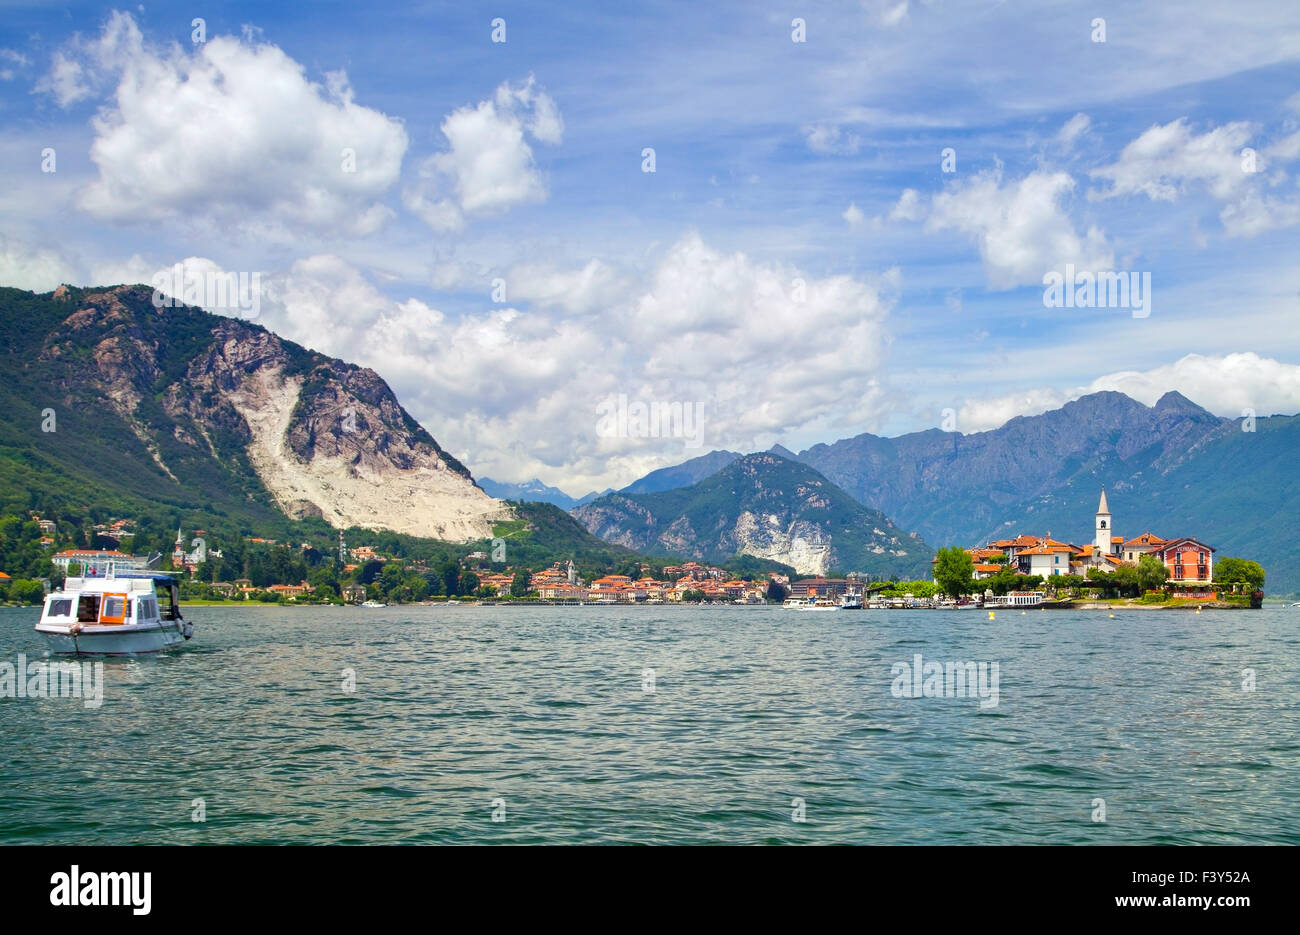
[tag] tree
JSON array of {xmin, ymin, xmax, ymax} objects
[
  {"xmin": 10, "ymin": 579, "xmax": 46, "ymax": 605},
  {"xmin": 1136, "ymin": 554, "xmax": 1169, "ymax": 592},
  {"xmin": 987, "ymin": 564, "xmax": 1019, "ymax": 596},
  {"xmin": 766, "ymin": 581, "xmax": 789, "ymax": 603},
  {"xmin": 1215, "ymin": 557, "xmax": 1265, "ymax": 591},
  {"xmin": 1112, "ymin": 564, "xmax": 1140, "ymax": 597},
  {"xmin": 933, "ymin": 547, "xmax": 975, "ymax": 598},
  {"xmin": 510, "ymin": 570, "xmax": 531, "ymax": 597},
  {"xmin": 440, "ymin": 562, "xmax": 459, "ymax": 598},
  {"xmin": 459, "ymin": 571, "xmax": 479, "ymax": 596}
]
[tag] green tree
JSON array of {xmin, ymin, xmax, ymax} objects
[
  {"xmin": 1215, "ymin": 557, "xmax": 1265, "ymax": 590},
  {"xmin": 1112, "ymin": 564, "xmax": 1140, "ymax": 597},
  {"xmin": 510, "ymin": 570, "xmax": 531, "ymax": 597},
  {"xmin": 1136, "ymin": 554, "xmax": 1169, "ymax": 592},
  {"xmin": 766, "ymin": 581, "xmax": 789, "ymax": 602},
  {"xmin": 440, "ymin": 562, "xmax": 459, "ymax": 598},
  {"xmin": 10, "ymin": 579, "xmax": 46, "ymax": 604},
  {"xmin": 933, "ymin": 547, "xmax": 975, "ymax": 598},
  {"xmin": 459, "ymin": 571, "xmax": 480, "ymax": 596}
]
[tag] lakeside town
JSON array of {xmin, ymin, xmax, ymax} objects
[{"xmin": 0, "ymin": 488, "xmax": 1267, "ymax": 610}]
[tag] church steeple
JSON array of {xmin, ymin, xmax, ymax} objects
[{"xmin": 1095, "ymin": 487, "xmax": 1112, "ymax": 553}]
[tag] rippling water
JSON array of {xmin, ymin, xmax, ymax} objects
[{"xmin": 1, "ymin": 603, "xmax": 1297, "ymax": 844}]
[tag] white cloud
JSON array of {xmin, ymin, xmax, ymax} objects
[
  {"xmin": 957, "ymin": 352, "xmax": 1300, "ymax": 431},
  {"xmin": 927, "ymin": 168, "xmax": 1113, "ymax": 289},
  {"xmin": 888, "ymin": 187, "xmax": 924, "ymax": 222},
  {"xmin": 1090, "ymin": 117, "xmax": 1300, "ymax": 237},
  {"xmin": 403, "ymin": 76, "xmax": 562, "ymax": 232},
  {"xmin": 0, "ymin": 235, "xmax": 79, "ymax": 291},
  {"xmin": 503, "ymin": 259, "xmax": 628, "ymax": 315},
  {"xmin": 249, "ymin": 234, "xmax": 894, "ymax": 489},
  {"xmin": 40, "ymin": 13, "xmax": 407, "ymax": 238},
  {"xmin": 1089, "ymin": 118, "xmax": 1253, "ymax": 202},
  {"xmin": 842, "ymin": 202, "xmax": 866, "ymax": 229},
  {"xmin": 804, "ymin": 123, "xmax": 861, "ymax": 155},
  {"xmin": 1057, "ymin": 112, "xmax": 1091, "ymax": 148},
  {"xmin": 879, "ymin": 2, "xmax": 911, "ymax": 28}
]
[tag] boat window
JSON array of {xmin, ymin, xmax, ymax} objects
[
  {"xmin": 77, "ymin": 595, "xmax": 100, "ymax": 622},
  {"xmin": 48, "ymin": 598, "xmax": 73, "ymax": 617},
  {"xmin": 100, "ymin": 594, "xmax": 127, "ymax": 624}
]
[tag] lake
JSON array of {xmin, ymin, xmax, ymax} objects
[{"xmin": 1, "ymin": 603, "xmax": 1297, "ymax": 844}]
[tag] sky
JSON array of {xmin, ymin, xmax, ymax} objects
[{"xmin": 2, "ymin": 0, "xmax": 1300, "ymax": 495}]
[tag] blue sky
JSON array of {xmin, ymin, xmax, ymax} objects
[{"xmin": 3, "ymin": 1, "xmax": 1299, "ymax": 494}]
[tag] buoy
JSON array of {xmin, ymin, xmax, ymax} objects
[
  {"xmin": 988, "ymin": 611, "xmax": 995, "ymax": 620},
  {"xmin": 1021, "ymin": 610, "xmax": 1026, "ymax": 615},
  {"xmin": 1109, "ymin": 613, "xmax": 1115, "ymax": 619}
]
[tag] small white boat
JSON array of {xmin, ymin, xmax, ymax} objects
[
  {"xmin": 35, "ymin": 566, "xmax": 193, "ymax": 655},
  {"xmin": 798, "ymin": 599, "xmax": 841, "ymax": 611},
  {"xmin": 839, "ymin": 593, "xmax": 864, "ymax": 609},
  {"xmin": 360, "ymin": 600, "xmax": 387, "ymax": 608},
  {"xmin": 782, "ymin": 597, "xmax": 808, "ymax": 609},
  {"xmin": 982, "ymin": 590, "xmax": 1045, "ymax": 609}
]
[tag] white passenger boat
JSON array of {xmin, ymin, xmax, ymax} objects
[
  {"xmin": 361, "ymin": 600, "xmax": 387, "ymax": 608},
  {"xmin": 798, "ymin": 599, "xmax": 841, "ymax": 611},
  {"xmin": 35, "ymin": 565, "xmax": 193, "ymax": 655},
  {"xmin": 982, "ymin": 590, "xmax": 1045, "ymax": 609}
]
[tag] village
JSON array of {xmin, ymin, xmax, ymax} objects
[{"xmin": 950, "ymin": 488, "xmax": 1222, "ymax": 599}]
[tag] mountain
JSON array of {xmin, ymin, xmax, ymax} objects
[
  {"xmin": 0, "ymin": 284, "xmax": 508, "ymax": 541},
  {"xmin": 478, "ymin": 477, "xmax": 579, "ymax": 510},
  {"xmin": 619, "ymin": 449, "xmax": 742, "ymax": 495},
  {"xmin": 574, "ymin": 488, "xmax": 614, "ymax": 507},
  {"xmin": 790, "ymin": 390, "xmax": 1300, "ymax": 595},
  {"xmin": 571, "ymin": 452, "xmax": 932, "ymax": 577}
]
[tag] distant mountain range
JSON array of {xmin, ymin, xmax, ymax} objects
[
  {"xmin": 595, "ymin": 391, "xmax": 1300, "ymax": 595},
  {"xmin": 571, "ymin": 452, "xmax": 932, "ymax": 578}
]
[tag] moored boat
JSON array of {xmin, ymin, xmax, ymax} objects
[
  {"xmin": 35, "ymin": 564, "xmax": 193, "ymax": 655},
  {"xmin": 982, "ymin": 590, "xmax": 1046, "ymax": 609}
]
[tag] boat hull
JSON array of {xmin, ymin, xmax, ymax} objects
[{"xmin": 35, "ymin": 621, "xmax": 190, "ymax": 655}]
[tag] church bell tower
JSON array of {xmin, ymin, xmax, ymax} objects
[{"xmin": 1095, "ymin": 488, "xmax": 1112, "ymax": 554}]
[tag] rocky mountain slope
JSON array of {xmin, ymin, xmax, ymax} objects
[
  {"xmin": 572, "ymin": 452, "xmax": 932, "ymax": 577},
  {"xmin": 1, "ymin": 284, "xmax": 508, "ymax": 541}
]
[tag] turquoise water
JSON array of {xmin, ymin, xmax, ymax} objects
[{"xmin": 1, "ymin": 603, "xmax": 1297, "ymax": 844}]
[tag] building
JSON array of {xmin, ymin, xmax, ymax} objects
[
  {"xmin": 51, "ymin": 549, "xmax": 143, "ymax": 573},
  {"xmin": 789, "ymin": 577, "xmax": 852, "ymax": 598},
  {"xmin": 960, "ymin": 488, "xmax": 1215, "ymax": 588},
  {"xmin": 1120, "ymin": 532, "xmax": 1167, "ymax": 564},
  {"xmin": 1154, "ymin": 537, "xmax": 1215, "ymax": 586}
]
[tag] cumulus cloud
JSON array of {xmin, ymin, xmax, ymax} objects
[
  {"xmin": 403, "ymin": 76, "xmax": 563, "ymax": 232},
  {"xmin": 927, "ymin": 168, "xmax": 1113, "ymax": 289},
  {"xmin": 888, "ymin": 187, "xmax": 924, "ymax": 222},
  {"xmin": 247, "ymin": 234, "xmax": 895, "ymax": 489},
  {"xmin": 1089, "ymin": 116, "xmax": 1300, "ymax": 237},
  {"xmin": 0, "ymin": 235, "xmax": 79, "ymax": 291},
  {"xmin": 957, "ymin": 352, "xmax": 1300, "ymax": 431},
  {"xmin": 39, "ymin": 12, "xmax": 407, "ymax": 238},
  {"xmin": 842, "ymin": 202, "xmax": 866, "ymax": 229},
  {"xmin": 1090, "ymin": 118, "xmax": 1253, "ymax": 202}
]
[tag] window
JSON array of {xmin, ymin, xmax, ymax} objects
[
  {"xmin": 100, "ymin": 594, "xmax": 127, "ymax": 624},
  {"xmin": 48, "ymin": 598, "xmax": 73, "ymax": 617},
  {"xmin": 77, "ymin": 595, "xmax": 100, "ymax": 623}
]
